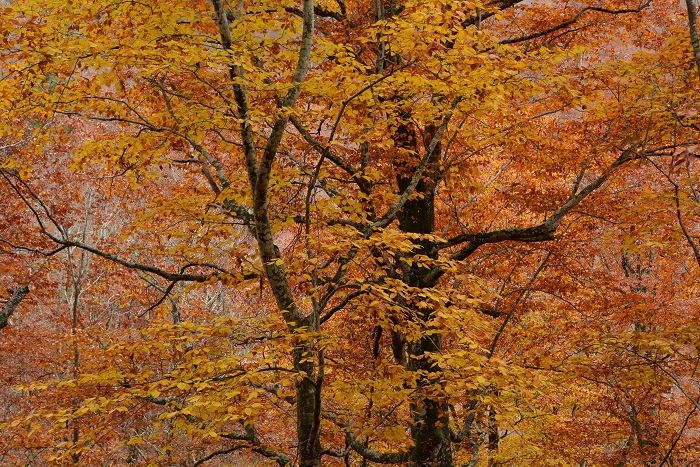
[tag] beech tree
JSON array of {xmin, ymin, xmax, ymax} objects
[{"xmin": 2, "ymin": 0, "xmax": 700, "ymax": 466}]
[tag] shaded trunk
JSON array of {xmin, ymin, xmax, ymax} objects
[
  {"xmin": 0, "ymin": 285, "xmax": 29, "ymax": 330},
  {"xmin": 487, "ymin": 407, "xmax": 499, "ymax": 467},
  {"xmin": 395, "ymin": 122, "xmax": 453, "ymax": 467},
  {"xmin": 407, "ymin": 335, "xmax": 452, "ymax": 467},
  {"xmin": 295, "ymin": 344, "xmax": 322, "ymax": 467}
]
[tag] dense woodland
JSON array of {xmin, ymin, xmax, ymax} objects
[{"xmin": 2, "ymin": 0, "xmax": 700, "ymax": 465}]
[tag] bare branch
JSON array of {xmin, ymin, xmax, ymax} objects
[
  {"xmin": 192, "ymin": 445, "xmax": 247, "ymax": 467},
  {"xmin": 289, "ymin": 115, "xmax": 358, "ymax": 177},
  {"xmin": 488, "ymin": 251, "xmax": 551, "ymax": 358},
  {"xmin": 426, "ymin": 148, "xmax": 641, "ymax": 286},
  {"xmin": 320, "ymin": 289, "xmax": 365, "ymax": 324},
  {"xmin": 500, "ymin": 2, "xmax": 651, "ymax": 45},
  {"xmin": 674, "ymin": 184, "xmax": 700, "ymax": 268}
]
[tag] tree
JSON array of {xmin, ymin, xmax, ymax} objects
[{"xmin": 2, "ymin": 0, "xmax": 700, "ymax": 466}]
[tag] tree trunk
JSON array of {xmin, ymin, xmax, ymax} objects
[
  {"xmin": 294, "ymin": 326, "xmax": 322, "ymax": 467},
  {"xmin": 0, "ymin": 285, "xmax": 29, "ymax": 330},
  {"xmin": 395, "ymin": 122, "xmax": 453, "ymax": 466}
]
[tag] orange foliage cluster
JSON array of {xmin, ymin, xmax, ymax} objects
[{"xmin": 1, "ymin": 0, "xmax": 700, "ymax": 466}]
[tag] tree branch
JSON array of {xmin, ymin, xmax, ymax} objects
[
  {"xmin": 426, "ymin": 148, "xmax": 640, "ymax": 286},
  {"xmin": 212, "ymin": 0, "xmax": 259, "ymax": 191},
  {"xmin": 461, "ymin": 0, "xmax": 526, "ymax": 27},
  {"xmin": 344, "ymin": 431, "xmax": 410, "ymax": 464},
  {"xmin": 674, "ymin": 183, "xmax": 700, "ymax": 268},
  {"xmin": 0, "ymin": 285, "xmax": 29, "ymax": 330},
  {"xmin": 222, "ymin": 425, "xmax": 292, "ymax": 467},
  {"xmin": 500, "ymin": 2, "xmax": 650, "ymax": 45},
  {"xmin": 192, "ymin": 444, "xmax": 247, "ymax": 467},
  {"xmin": 289, "ymin": 114, "xmax": 358, "ymax": 178},
  {"xmin": 285, "ymin": 3, "xmax": 344, "ymax": 22},
  {"xmin": 246, "ymin": 0, "xmax": 315, "ymax": 327}
]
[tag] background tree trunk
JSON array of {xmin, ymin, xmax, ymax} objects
[{"xmin": 0, "ymin": 285, "xmax": 29, "ymax": 330}]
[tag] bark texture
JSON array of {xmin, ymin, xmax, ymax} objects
[
  {"xmin": 0, "ymin": 285, "xmax": 29, "ymax": 330},
  {"xmin": 395, "ymin": 121, "xmax": 453, "ymax": 467}
]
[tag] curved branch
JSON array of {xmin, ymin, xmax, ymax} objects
[
  {"xmin": 345, "ymin": 432, "xmax": 410, "ymax": 464},
  {"xmin": 2, "ymin": 168, "xmax": 257, "ymax": 287},
  {"xmin": 192, "ymin": 445, "xmax": 246, "ymax": 467},
  {"xmin": 674, "ymin": 184, "xmax": 700, "ymax": 268},
  {"xmin": 426, "ymin": 148, "xmax": 640, "ymax": 286},
  {"xmin": 51, "ymin": 239, "xmax": 248, "ymax": 283},
  {"xmin": 500, "ymin": 2, "xmax": 651, "ymax": 45},
  {"xmin": 246, "ymin": 0, "xmax": 315, "ymax": 327},
  {"xmin": 320, "ymin": 289, "xmax": 365, "ymax": 324},
  {"xmin": 212, "ymin": 0, "xmax": 259, "ymax": 189},
  {"xmin": 222, "ymin": 425, "xmax": 292, "ymax": 467}
]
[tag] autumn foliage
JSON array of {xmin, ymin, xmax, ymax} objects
[{"xmin": 2, "ymin": 0, "xmax": 700, "ymax": 465}]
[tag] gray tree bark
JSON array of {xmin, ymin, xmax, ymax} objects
[
  {"xmin": 685, "ymin": 0, "xmax": 700, "ymax": 76},
  {"xmin": 0, "ymin": 285, "xmax": 29, "ymax": 330}
]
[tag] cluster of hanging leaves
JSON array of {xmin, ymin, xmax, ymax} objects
[{"xmin": 2, "ymin": 0, "xmax": 700, "ymax": 466}]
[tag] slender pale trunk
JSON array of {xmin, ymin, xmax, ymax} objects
[
  {"xmin": 68, "ymin": 248, "xmax": 85, "ymax": 465},
  {"xmin": 211, "ymin": 0, "xmax": 319, "ymax": 463}
]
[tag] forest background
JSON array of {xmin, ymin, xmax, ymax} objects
[{"xmin": 2, "ymin": 0, "xmax": 700, "ymax": 466}]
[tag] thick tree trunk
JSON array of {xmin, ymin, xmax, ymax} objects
[
  {"xmin": 407, "ymin": 335, "xmax": 453, "ymax": 467},
  {"xmin": 295, "ymin": 356, "xmax": 322, "ymax": 467},
  {"xmin": 294, "ymin": 315, "xmax": 322, "ymax": 467},
  {"xmin": 395, "ymin": 122, "xmax": 453, "ymax": 466}
]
